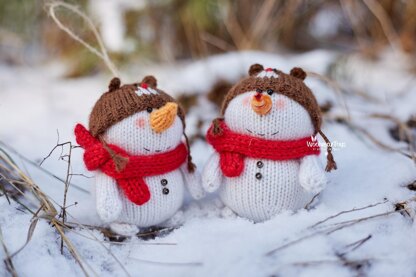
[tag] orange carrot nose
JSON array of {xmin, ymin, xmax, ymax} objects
[
  {"xmin": 150, "ymin": 102, "xmax": 178, "ymax": 133},
  {"xmin": 251, "ymin": 93, "xmax": 272, "ymax": 115}
]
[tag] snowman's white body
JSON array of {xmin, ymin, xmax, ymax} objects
[
  {"xmin": 219, "ymin": 158, "xmax": 313, "ymax": 222},
  {"xmin": 202, "ymin": 74, "xmax": 327, "ymax": 222},
  {"xmin": 95, "ymin": 170, "xmax": 185, "ymax": 227},
  {"xmin": 94, "ymin": 110, "xmax": 203, "ymax": 231}
]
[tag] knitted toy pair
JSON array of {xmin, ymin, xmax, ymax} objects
[{"xmin": 75, "ymin": 64, "xmax": 336, "ymax": 235}]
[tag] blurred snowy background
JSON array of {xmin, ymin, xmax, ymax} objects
[{"xmin": 1, "ymin": 0, "xmax": 416, "ymax": 276}]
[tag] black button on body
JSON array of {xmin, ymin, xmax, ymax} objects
[
  {"xmin": 161, "ymin": 179, "xmax": 168, "ymax": 186},
  {"xmin": 162, "ymin": 188, "xmax": 169, "ymax": 195},
  {"xmin": 256, "ymin": 161, "xmax": 264, "ymax": 168},
  {"xmin": 255, "ymin": 173, "xmax": 262, "ymax": 180}
]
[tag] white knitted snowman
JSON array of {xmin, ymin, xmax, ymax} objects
[
  {"xmin": 75, "ymin": 76, "xmax": 204, "ymax": 235},
  {"xmin": 203, "ymin": 64, "xmax": 337, "ymax": 222}
]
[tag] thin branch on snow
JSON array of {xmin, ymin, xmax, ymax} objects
[
  {"xmin": 0, "ymin": 141, "xmax": 89, "ymax": 194},
  {"xmin": 339, "ymin": 234, "xmax": 372, "ymax": 257},
  {"xmin": 128, "ymin": 256, "xmax": 203, "ymax": 267},
  {"xmin": 266, "ymin": 197, "xmax": 416, "ymax": 256},
  {"xmin": 309, "ymin": 199, "xmax": 389, "ymax": 228}
]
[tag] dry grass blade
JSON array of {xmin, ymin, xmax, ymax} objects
[
  {"xmin": 10, "ymin": 218, "xmax": 39, "ymax": 258},
  {"xmin": 361, "ymin": 0, "xmax": 401, "ymax": 52},
  {"xmin": 0, "ymin": 226, "xmax": 19, "ymax": 277},
  {"xmin": 0, "ymin": 148, "xmax": 96, "ymax": 277},
  {"xmin": 63, "ymin": 215, "xmax": 132, "ymax": 277}
]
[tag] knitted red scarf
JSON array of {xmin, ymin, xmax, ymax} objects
[
  {"xmin": 74, "ymin": 124, "xmax": 187, "ymax": 205},
  {"xmin": 206, "ymin": 121, "xmax": 320, "ymax": 177}
]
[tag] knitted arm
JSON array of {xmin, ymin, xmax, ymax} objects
[
  {"xmin": 180, "ymin": 164, "xmax": 205, "ymax": 200},
  {"xmin": 202, "ymin": 152, "xmax": 223, "ymax": 193},
  {"xmin": 299, "ymin": 155, "xmax": 328, "ymax": 193},
  {"xmin": 95, "ymin": 172, "xmax": 123, "ymax": 223}
]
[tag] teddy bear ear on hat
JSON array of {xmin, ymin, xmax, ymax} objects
[
  {"xmin": 290, "ymin": 67, "xmax": 307, "ymax": 80},
  {"xmin": 248, "ymin": 64, "xmax": 264, "ymax": 76},
  {"xmin": 108, "ymin": 77, "xmax": 121, "ymax": 92},
  {"xmin": 141, "ymin": 75, "xmax": 158, "ymax": 89}
]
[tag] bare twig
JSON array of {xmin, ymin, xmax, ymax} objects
[
  {"xmin": 340, "ymin": 234, "xmax": 372, "ymax": 256},
  {"xmin": 266, "ymin": 197, "xmax": 416, "ymax": 256},
  {"xmin": 128, "ymin": 256, "xmax": 203, "ymax": 267},
  {"xmin": 309, "ymin": 199, "xmax": 388, "ymax": 228},
  {"xmin": 0, "ymin": 141, "xmax": 88, "ymax": 194},
  {"xmin": 46, "ymin": 1, "xmax": 120, "ymax": 77}
]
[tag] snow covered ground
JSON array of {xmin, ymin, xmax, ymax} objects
[{"xmin": 0, "ymin": 51, "xmax": 416, "ymax": 276}]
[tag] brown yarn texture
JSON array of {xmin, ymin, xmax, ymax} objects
[
  {"xmin": 221, "ymin": 69, "xmax": 322, "ymax": 132},
  {"xmin": 89, "ymin": 81, "xmax": 185, "ymax": 137}
]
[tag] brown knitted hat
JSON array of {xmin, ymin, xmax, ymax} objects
[
  {"xmin": 88, "ymin": 76, "xmax": 195, "ymax": 172},
  {"xmin": 89, "ymin": 76, "xmax": 185, "ymax": 137},
  {"xmin": 214, "ymin": 64, "xmax": 336, "ymax": 172},
  {"xmin": 221, "ymin": 64, "xmax": 321, "ymax": 132}
]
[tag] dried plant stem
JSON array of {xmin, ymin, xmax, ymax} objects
[
  {"xmin": 128, "ymin": 256, "xmax": 203, "ymax": 267},
  {"xmin": 0, "ymin": 141, "xmax": 88, "ymax": 194},
  {"xmin": 340, "ymin": 234, "xmax": 372, "ymax": 255},
  {"xmin": 60, "ymin": 142, "xmax": 73, "ymax": 253},
  {"xmin": 340, "ymin": 0, "xmax": 368, "ymax": 51},
  {"xmin": 47, "ymin": 1, "xmax": 119, "ymax": 77},
  {"xmin": 0, "ymin": 149, "xmax": 95, "ymax": 276},
  {"xmin": 0, "ymin": 227, "xmax": 19, "ymax": 277},
  {"xmin": 309, "ymin": 199, "xmax": 388, "ymax": 228},
  {"xmin": 307, "ymin": 71, "xmax": 351, "ymax": 121},
  {"xmin": 266, "ymin": 197, "xmax": 415, "ymax": 256},
  {"xmin": 361, "ymin": 0, "xmax": 401, "ymax": 52}
]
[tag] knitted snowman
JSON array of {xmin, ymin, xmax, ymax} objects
[
  {"xmin": 203, "ymin": 64, "xmax": 337, "ymax": 222},
  {"xmin": 75, "ymin": 76, "xmax": 204, "ymax": 235}
]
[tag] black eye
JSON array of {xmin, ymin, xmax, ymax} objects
[
  {"xmin": 267, "ymin": 89, "xmax": 274, "ymax": 95},
  {"xmin": 146, "ymin": 107, "xmax": 153, "ymax": 113},
  {"xmin": 256, "ymin": 88, "xmax": 262, "ymax": 93}
]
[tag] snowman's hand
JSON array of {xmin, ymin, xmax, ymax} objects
[
  {"xmin": 181, "ymin": 164, "xmax": 205, "ymax": 200},
  {"xmin": 95, "ymin": 172, "xmax": 123, "ymax": 223},
  {"xmin": 299, "ymin": 155, "xmax": 328, "ymax": 193},
  {"xmin": 202, "ymin": 152, "xmax": 223, "ymax": 193}
]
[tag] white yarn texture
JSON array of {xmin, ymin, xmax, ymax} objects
[
  {"xmin": 202, "ymin": 78, "xmax": 327, "ymax": 222},
  {"xmin": 94, "ymin": 111, "xmax": 204, "ymax": 229}
]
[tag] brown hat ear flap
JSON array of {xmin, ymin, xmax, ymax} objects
[
  {"xmin": 211, "ymin": 117, "xmax": 224, "ymax": 136},
  {"xmin": 141, "ymin": 75, "xmax": 157, "ymax": 89},
  {"xmin": 290, "ymin": 67, "xmax": 307, "ymax": 80},
  {"xmin": 318, "ymin": 129, "xmax": 337, "ymax": 172},
  {"xmin": 183, "ymin": 132, "xmax": 196, "ymax": 173},
  {"xmin": 108, "ymin": 77, "xmax": 121, "ymax": 92},
  {"xmin": 248, "ymin": 64, "xmax": 264, "ymax": 76},
  {"xmin": 99, "ymin": 136, "xmax": 129, "ymax": 172}
]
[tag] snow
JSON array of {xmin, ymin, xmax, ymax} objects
[{"xmin": 0, "ymin": 50, "xmax": 416, "ymax": 277}]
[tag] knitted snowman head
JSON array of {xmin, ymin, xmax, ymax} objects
[
  {"xmin": 213, "ymin": 64, "xmax": 335, "ymax": 171},
  {"xmin": 87, "ymin": 76, "xmax": 195, "ymax": 172}
]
